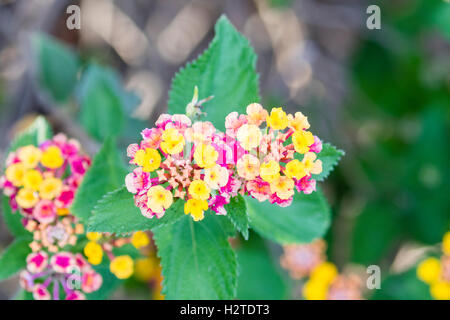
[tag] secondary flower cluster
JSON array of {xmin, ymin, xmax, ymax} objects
[
  {"xmin": 83, "ymin": 230, "xmax": 150, "ymax": 280},
  {"xmin": 1, "ymin": 134, "xmax": 90, "ymax": 229},
  {"xmin": 0, "ymin": 134, "xmax": 101, "ymax": 300},
  {"xmin": 125, "ymin": 104, "xmax": 323, "ymax": 221},
  {"xmin": 417, "ymin": 231, "xmax": 450, "ymax": 300},
  {"xmin": 280, "ymin": 239, "xmax": 364, "ymax": 300}
]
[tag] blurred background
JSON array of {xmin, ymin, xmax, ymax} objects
[{"xmin": 0, "ymin": 0, "xmax": 449, "ymax": 299}]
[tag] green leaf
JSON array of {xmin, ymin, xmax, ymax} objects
[
  {"xmin": 2, "ymin": 195, "xmax": 30, "ymax": 238},
  {"xmin": 168, "ymin": 15, "xmax": 259, "ymax": 131},
  {"xmin": 246, "ymin": 188, "xmax": 331, "ymax": 244},
  {"xmin": 351, "ymin": 203, "xmax": 402, "ymax": 265},
  {"xmin": 371, "ymin": 268, "xmax": 432, "ymax": 300},
  {"xmin": 32, "ymin": 34, "xmax": 79, "ymax": 102},
  {"xmin": 0, "ymin": 238, "xmax": 32, "ymax": 280},
  {"xmin": 8, "ymin": 116, "xmax": 53, "ymax": 153},
  {"xmin": 311, "ymin": 143, "xmax": 344, "ymax": 181},
  {"xmin": 88, "ymin": 187, "xmax": 185, "ymax": 235},
  {"xmin": 71, "ymin": 138, "xmax": 127, "ymax": 222},
  {"xmin": 237, "ymin": 233, "xmax": 289, "ymax": 299},
  {"xmin": 225, "ymin": 194, "xmax": 249, "ymax": 240},
  {"xmin": 153, "ymin": 214, "xmax": 237, "ymax": 299},
  {"xmin": 77, "ymin": 64, "xmax": 132, "ymax": 140}
]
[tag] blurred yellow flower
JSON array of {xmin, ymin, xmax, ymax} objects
[
  {"xmin": 39, "ymin": 177, "xmax": 63, "ymax": 200},
  {"xmin": 417, "ymin": 257, "xmax": 441, "ymax": 284},
  {"xmin": 84, "ymin": 241, "xmax": 103, "ymax": 265},
  {"xmin": 131, "ymin": 231, "xmax": 150, "ymax": 249},
  {"xmin": 110, "ymin": 255, "xmax": 134, "ymax": 279},
  {"xmin": 23, "ymin": 170, "xmax": 43, "ymax": 191},
  {"xmin": 16, "ymin": 188, "xmax": 38, "ymax": 208},
  {"xmin": 41, "ymin": 146, "xmax": 64, "ymax": 169},
  {"xmin": 18, "ymin": 146, "xmax": 42, "ymax": 169},
  {"xmin": 5, "ymin": 163, "xmax": 26, "ymax": 187}
]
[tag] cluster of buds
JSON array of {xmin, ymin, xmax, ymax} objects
[
  {"xmin": 125, "ymin": 104, "xmax": 323, "ymax": 222},
  {"xmin": 280, "ymin": 239, "xmax": 364, "ymax": 300},
  {"xmin": 0, "ymin": 134, "xmax": 102, "ymax": 299},
  {"xmin": 417, "ymin": 231, "xmax": 450, "ymax": 300}
]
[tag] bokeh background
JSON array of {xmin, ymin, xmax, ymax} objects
[{"xmin": 0, "ymin": 0, "xmax": 449, "ymax": 299}]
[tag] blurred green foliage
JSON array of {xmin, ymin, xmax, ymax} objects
[{"xmin": 340, "ymin": 0, "xmax": 450, "ymax": 289}]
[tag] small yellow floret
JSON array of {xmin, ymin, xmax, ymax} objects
[
  {"xmin": 23, "ymin": 170, "xmax": 43, "ymax": 191},
  {"xmin": 266, "ymin": 107, "xmax": 288, "ymax": 130},
  {"xmin": 18, "ymin": 146, "xmax": 42, "ymax": 169},
  {"xmin": 86, "ymin": 232, "xmax": 102, "ymax": 241},
  {"xmin": 160, "ymin": 128, "xmax": 185, "ymax": 155},
  {"xmin": 293, "ymin": 130, "xmax": 314, "ymax": 154},
  {"xmin": 5, "ymin": 163, "xmax": 26, "ymax": 187},
  {"xmin": 194, "ymin": 144, "xmax": 218, "ymax": 169},
  {"xmin": 270, "ymin": 176, "xmax": 294, "ymax": 200},
  {"xmin": 188, "ymin": 180, "xmax": 211, "ymax": 201},
  {"xmin": 417, "ymin": 257, "xmax": 441, "ymax": 284},
  {"xmin": 236, "ymin": 124, "xmax": 262, "ymax": 150},
  {"xmin": 134, "ymin": 148, "xmax": 161, "ymax": 173},
  {"xmin": 260, "ymin": 160, "xmax": 280, "ymax": 183},
  {"xmin": 40, "ymin": 146, "xmax": 64, "ymax": 169},
  {"xmin": 285, "ymin": 159, "xmax": 307, "ymax": 180},
  {"xmin": 16, "ymin": 188, "xmax": 38, "ymax": 208},
  {"xmin": 288, "ymin": 112, "xmax": 310, "ymax": 132},
  {"xmin": 84, "ymin": 241, "xmax": 103, "ymax": 265},
  {"xmin": 184, "ymin": 198, "xmax": 209, "ymax": 221},
  {"xmin": 302, "ymin": 152, "xmax": 322, "ymax": 175},
  {"xmin": 147, "ymin": 185, "xmax": 173, "ymax": 214},
  {"xmin": 131, "ymin": 231, "xmax": 150, "ymax": 249},
  {"xmin": 110, "ymin": 255, "xmax": 134, "ymax": 279},
  {"xmin": 39, "ymin": 177, "xmax": 63, "ymax": 200}
]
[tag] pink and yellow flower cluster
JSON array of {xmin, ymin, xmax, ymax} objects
[
  {"xmin": 0, "ymin": 134, "xmax": 102, "ymax": 299},
  {"xmin": 1, "ymin": 134, "xmax": 90, "ymax": 232},
  {"xmin": 126, "ymin": 104, "xmax": 323, "ymax": 221}
]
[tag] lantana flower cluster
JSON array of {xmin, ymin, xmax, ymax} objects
[
  {"xmin": 280, "ymin": 239, "xmax": 364, "ymax": 300},
  {"xmin": 417, "ymin": 231, "xmax": 450, "ymax": 300},
  {"xmin": 125, "ymin": 104, "xmax": 323, "ymax": 222},
  {"xmin": 0, "ymin": 134, "xmax": 101, "ymax": 299}
]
